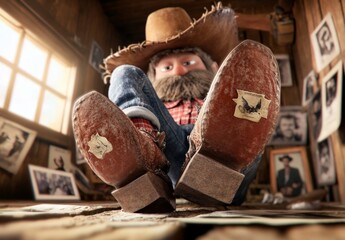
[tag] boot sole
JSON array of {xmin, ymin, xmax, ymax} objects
[
  {"xmin": 72, "ymin": 91, "xmax": 175, "ymax": 212},
  {"xmin": 176, "ymin": 40, "xmax": 280, "ymax": 205}
]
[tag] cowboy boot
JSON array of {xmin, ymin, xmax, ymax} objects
[
  {"xmin": 72, "ymin": 91, "xmax": 175, "ymax": 213},
  {"xmin": 175, "ymin": 40, "xmax": 281, "ymax": 206}
]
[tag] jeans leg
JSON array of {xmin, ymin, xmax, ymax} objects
[{"xmin": 108, "ymin": 65, "xmax": 190, "ymax": 186}]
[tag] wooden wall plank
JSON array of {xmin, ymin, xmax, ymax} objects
[{"xmin": 293, "ymin": 0, "xmax": 345, "ymax": 203}]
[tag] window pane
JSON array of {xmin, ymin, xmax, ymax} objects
[
  {"xmin": 39, "ymin": 90, "xmax": 65, "ymax": 132},
  {"xmin": 0, "ymin": 18, "xmax": 20, "ymax": 62},
  {"xmin": 46, "ymin": 57, "xmax": 70, "ymax": 95},
  {"xmin": 0, "ymin": 63, "xmax": 12, "ymax": 107},
  {"xmin": 9, "ymin": 74, "xmax": 40, "ymax": 120},
  {"xmin": 18, "ymin": 37, "xmax": 48, "ymax": 80}
]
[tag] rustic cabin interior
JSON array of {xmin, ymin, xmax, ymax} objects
[{"xmin": 1, "ymin": 0, "xmax": 345, "ymax": 239}]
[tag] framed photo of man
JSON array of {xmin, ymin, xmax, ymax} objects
[
  {"xmin": 268, "ymin": 106, "xmax": 307, "ymax": 146},
  {"xmin": 311, "ymin": 13, "xmax": 340, "ymax": 72},
  {"xmin": 275, "ymin": 54, "xmax": 293, "ymax": 87},
  {"xmin": 270, "ymin": 147, "xmax": 313, "ymax": 198}
]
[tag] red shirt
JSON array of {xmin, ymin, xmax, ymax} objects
[{"xmin": 164, "ymin": 98, "xmax": 204, "ymax": 125}]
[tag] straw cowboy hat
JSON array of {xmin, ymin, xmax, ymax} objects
[{"xmin": 103, "ymin": 2, "xmax": 239, "ymax": 82}]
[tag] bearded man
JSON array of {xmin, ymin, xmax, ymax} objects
[{"xmin": 72, "ymin": 3, "xmax": 280, "ymax": 213}]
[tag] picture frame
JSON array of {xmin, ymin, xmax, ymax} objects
[
  {"xmin": 0, "ymin": 117, "xmax": 37, "ymax": 174},
  {"xmin": 88, "ymin": 40, "xmax": 104, "ymax": 74},
  {"xmin": 317, "ymin": 60, "xmax": 343, "ymax": 142},
  {"xmin": 302, "ymin": 70, "xmax": 318, "ymax": 107},
  {"xmin": 268, "ymin": 106, "xmax": 308, "ymax": 146},
  {"xmin": 315, "ymin": 137, "xmax": 336, "ymax": 186},
  {"xmin": 311, "ymin": 13, "xmax": 340, "ymax": 72},
  {"xmin": 48, "ymin": 145, "xmax": 73, "ymax": 173},
  {"xmin": 75, "ymin": 145, "xmax": 86, "ymax": 165},
  {"xmin": 28, "ymin": 164, "xmax": 80, "ymax": 200},
  {"xmin": 276, "ymin": 54, "xmax": 293, "ymax": 87},
  {"xmin": 270, "ymin": 147, "xmax": 313, "ymax": 197}
]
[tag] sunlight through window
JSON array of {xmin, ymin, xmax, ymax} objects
[
  {"xmin": 0, "ymin": 63, "xmax": 11, "ymax": 107},
  {"xmin": 9, "ymin": 74, "xmax": 40, "ymax": 120},
  {"xmin": 19, "ymin": 37, "xmax": 48, "ymax": 80},
  {"xmin": 47, "ymin": 57, "xmax": 70, "ymax": 95},
  {"xmin": 39, "ymin": 91, "xmax": 65, "ymax": 132},
  {"xmin": 0, "ymin": 17, "xmax": 20, "ymax": 62}
]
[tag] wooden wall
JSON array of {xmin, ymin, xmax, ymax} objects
[
  {"xmin": 292, "ymin": 0, "xmax": 345, "ymax": 203},
  {"xmin": 0, "ymin": 0, "xmax": 122, "ymax": 199}
]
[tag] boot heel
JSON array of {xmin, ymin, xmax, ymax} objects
[
  {"xmin": 112, "ymin": 172, "xmax": 175, "ymax": 213},
  {"xmin": 175, "ymin": 151, "xmax": 244, "ymax": 206}
]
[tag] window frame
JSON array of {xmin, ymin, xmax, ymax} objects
[{"xmin": 0, "ymin": 0, "xmax": 84, "ymax": 147}]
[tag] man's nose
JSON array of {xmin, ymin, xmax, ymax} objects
[{"xmin": 172, "ymin": 64, "xmax": 188, "ymax": 76}]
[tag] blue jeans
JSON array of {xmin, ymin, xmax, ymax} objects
[{"xmin": 108, "ymin": 64, "xmax": 261, "ymax": 205}]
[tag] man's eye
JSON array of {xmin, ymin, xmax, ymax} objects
[
  {"xmin": 160, "ymin": 65, "xmax": 173, "ymax": 72},
  {"xmin": 183, "ymin": 60, "xmax": 196, "ymax": 66}
]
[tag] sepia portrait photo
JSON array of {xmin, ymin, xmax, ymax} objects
[
  {"xmin": 0, "ymin": 117, "xmax": 37, "ymax": 174},
  {"xmin": 311, "ymin": 13, "xmax": 340, "ymax": 72},
  {"xmin": 270, "ymin": 147, "xmax": 313, "ymax": 198},
  {"xmin": 268, "ymin": 106, "xmax": 307, "ymax": 146},
  {"xmin": 276, "ymin": 54, "xmax": 293, "ymax": 87}
]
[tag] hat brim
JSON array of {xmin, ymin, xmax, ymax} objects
[{"xmin": 104, "ymin": 4, "xmax": 239, "ymax": 79}]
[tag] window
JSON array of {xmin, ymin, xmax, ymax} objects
[{"xmin": 0, "ymin": 10, "xmax": 76, "ymax": 134}]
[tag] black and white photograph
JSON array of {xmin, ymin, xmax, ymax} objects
[
  {"xmin": 48, "ymin": 145, "xmax": 73, "ymax": 173},
  {"xmin": 268, "ymin": 106, "xmax": 308, "ymax": 146},
  {"xmin": 270, "ymin": 147, "xmax": 313, "ymax": 198},
  {"xmin": 318, "ymin": 61, "xmax": 343, "ymax": 142},
  {"xmin": 302, "ymin": 70, "xmax": 318, "ymax": 106},
  {"xmin": 311, "ymin": 13, "xmax": 340, "ymax": 72},
  {"xmin": 89, "ymin": 40, "xmax": 104, "ymax": 74},
  {"xmin": 315, "ymin": 137, "xmax": 336, "ymax": 186},
  {"xmin": 309, "ymin": 90, "xmax": 322, "ymax": 140},
  {"xmin": 276, "ymin": 54, "xmax": 293, "ymax": 87},
  {"xmin": 28, "ymin": 164, "xmax": 80, "ymax": 200},
  {"xmin": 0, "ymin": 117, "xmax": 37, "ymax": 174}
]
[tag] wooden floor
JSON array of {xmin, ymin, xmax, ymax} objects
[{"xmin": 1, "ymin": 199, "xmax": 345, "ymax": 240}]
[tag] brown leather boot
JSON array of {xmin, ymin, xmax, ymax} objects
[
  {"xmin": 72, "ymin": 91, "xmax": 175, "ymax": 213},
  {"xmin": 175, "ymin": 40, "xmax": 281, "ymax": 206}
]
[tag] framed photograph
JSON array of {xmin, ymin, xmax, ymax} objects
[
  {"xmin": 88, "ymin": 40, "xmax": 104, "ymax": 73},
  {"xmin": 28, "ymin": 164, "xmax": 80, "ymax": 200},
  {"xmin": 317, "ymin": 61, "xmax": 343, "ymax": 142},
  {"xmin": 302, "ymin": 70, "xmax": 318, "ymax": 106},
  {"xmin": 270, "ymin": 147, "xmax": 313, "ymax": 197},
  {"xmin": 75, "ymin": 145, "xmax": 86, "ymax": 165},
  {"xmin": 315, "ymin": 137, "xmax": 336, "ymax": 186},
  {"xmin": 276, "ymin": 54, "xmax": 293, "ymax": 87},
  {"xmin": 308, "ymin": 90, "xmax": 322, "ymax": 140},
  {"xmin": 48, "ymin": 145, "xmax": 73, "ymax": 173},
  {"xmin": 268, "ymin": 106, "xmax": 308, "ymax": 146},
  {"xmin": 0, "ymin": 117, "xmax": 37, "ymax": 174},
  {"xmin": 311, "ymin": 13, "xmax": 340, "ymax": 72}
]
